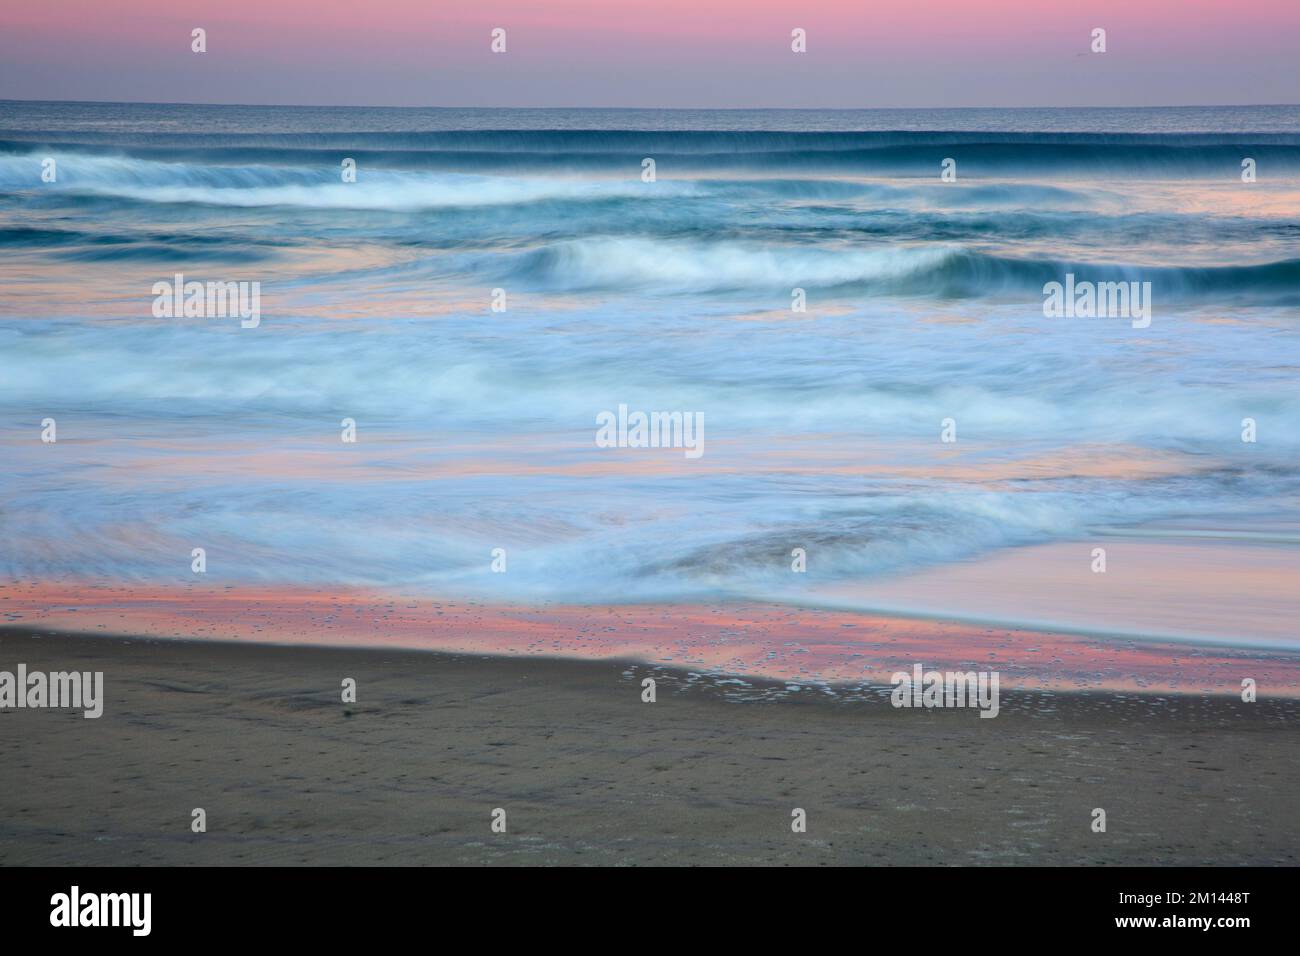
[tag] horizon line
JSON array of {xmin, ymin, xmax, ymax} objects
[{"xmin": 3, "ymin": 97, "xmax": 1299, "ymax": 113}]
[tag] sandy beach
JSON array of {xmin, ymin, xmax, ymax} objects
[{"xmin": 3, "ymin": 627, "xmax": 1297, "ymax": 866}]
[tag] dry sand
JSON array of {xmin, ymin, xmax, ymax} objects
[{"xmin": 2, "ymin": 628, "xmax": 1297, "ymax": 866}]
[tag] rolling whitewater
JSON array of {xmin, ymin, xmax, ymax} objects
[{"xmin": 1, "ymin": 101, "xmax": 1299, "ymax": 656}]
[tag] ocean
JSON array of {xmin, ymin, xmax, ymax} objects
[{"xmin": 1, "ymin": 101, "xmax": 1298, "ymax": 647}]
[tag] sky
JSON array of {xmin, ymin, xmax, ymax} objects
[{"xmin": 0, "ymin": 1, "xmax": 1297, "ymax": 108}]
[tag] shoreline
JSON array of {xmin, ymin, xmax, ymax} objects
[
  {"xmin": 3, "ymin": 627, "xmax": 1298, "ymax": 865},
  {"xmin": 5, "ymin": 581, "xmax": 1300, "ymax": 696},
  {"xmin": 2, "ymin": 624, "xmax": 1292, "ymax": 702}
]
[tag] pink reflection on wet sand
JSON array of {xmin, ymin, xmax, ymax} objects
[{"xmin": 3, "ymin": 580, "xmax": 1298, "ymax": 696}]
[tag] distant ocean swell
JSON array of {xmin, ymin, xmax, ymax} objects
[
  {"xmin": 5, "ymin": 148, "xmax": 1300, "ymax": 303},
  {"xmin": 3, "ymin": 129, "xmax": 1300, "ymax": 175}
]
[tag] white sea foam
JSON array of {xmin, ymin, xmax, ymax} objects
[{"xmin": 1, "ymin": 154, "xmax": 699, "ymax": 209}]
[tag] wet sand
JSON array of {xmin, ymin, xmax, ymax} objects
[
  {"xmin": 2, "ymin": 628, "xmax": 1298, "ymax": 866},
  {"xmin": 7, "ymin": 580, "xmax": 1300, "ymax": 694}
]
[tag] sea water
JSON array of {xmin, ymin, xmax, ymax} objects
[{"xmin": 1, "ymin": 101, "xmax": 1297, "ymax": 640}]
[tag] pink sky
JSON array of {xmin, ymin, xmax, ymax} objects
[{"xmin": 2, "ymin": 1, "xmax": 1297, "ymax": 107}]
